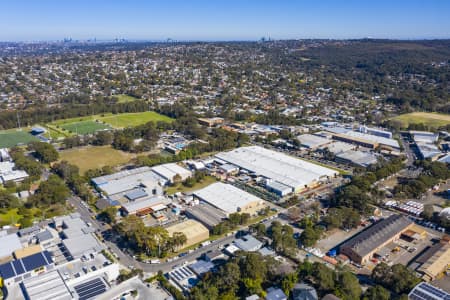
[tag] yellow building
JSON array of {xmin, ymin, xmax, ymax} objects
[
  {"xmin": 13, "ymin": 245, "xmax": 43, "ymax": 259},
  {"xmin": 417, "ymin": 241, "xmax": 450, "ymax": 281},
  {"xmin": 166, "ymin": 219, "xmax": 209, "ymax": 249}
]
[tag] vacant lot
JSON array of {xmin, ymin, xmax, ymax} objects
[
  {"xmin": 98, "ymin": 111, "xmax": 174, "ymax": 128},
  {"xmin": 0, "ymin": 129, "xmax": 39, "ymax": 148},
  {"xmin": 59, "ymin": 145, "xmax": 134, "ymax": 173},
  {"xmin": 166, "ymin": 176, "xmax": 217, "ymax": 195},
  {"xmin": 60, "ymin": 120, "xmax": 111, "ymax": 135},
  {"xmin": 391, "ymin": 112, "xmax": 450, "ymax": 128}
]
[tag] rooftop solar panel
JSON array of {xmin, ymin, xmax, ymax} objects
[
  {"xmin": 22, "ymin": 251, "xmax": 52, "ymax": 271},
  {"xmin": 74, "ymin": 277, "xmax": 107, "ymax": 300},
  {"xmin": 0, "ymin": 263, "xmax": 15, "ymax": 279},
  {"xmin": 12, "ymin": 260, "xmax": 25, "ymax": 274}
]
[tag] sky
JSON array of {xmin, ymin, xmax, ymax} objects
[{"xmin": 0, "ymin": 0, "xmax": 449, "ymax": 41}]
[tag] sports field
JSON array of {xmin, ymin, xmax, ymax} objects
[
  {"xmin": 49, "ymin": 111, "xmax": 173, "ymax": 131},
  {"xmin": 59, "ymin": 145, "xmax": 134, "ymax": 173},
  {"xmin": 0, "ymin": 129, "xmax": 39, "ymax": 148},
  {"xmin": 391, "ymin": 112, "xmax": 450, "ymax": 128},
  {"xmin": 60, "ymin": 120, "xmax": 111, "ymax": 135},
  {"xmin": 98, "ymin": 111, "xmax": 174, "ymax": 128}
]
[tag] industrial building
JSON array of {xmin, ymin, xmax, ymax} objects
[
  {"xmin": 0, "ymin": 232, "xmax": 23, "ymax": 259},
  {"xmin": 21, "ymin": 269, "xmax": 73, "ymax": 300},
  {"xmin": 121, "ymin": 196, "xmax": 171, "ymax": 216},
  {"xmin": 410, "ymin": 131, "xmax": 439, "ymax": 144},
  {"xmin": 0, "ymin": 251, "xmax": 54, "ymax": 286},
  {"xmin": 91, "ymin": 166, "xmax": 165, "ymax": 199},
  {"xmin": 234, "ymin": 235, "xmax": 263, "ymax": 252},
  {"xmin": 197, "ymin": 117, "xmax": 224, "ymax": 127},
  {"xmin": 331, "ymin": 131, "xmax": 400, "ymax": 151},
  {"xmin": 151, "ymin": 163, "xmax": 192, "ymax": 184},
  {"xmin": 0, "ymin": 160, "xmax": 29, "ymax": 184},
  {"xmin": 339, "ymin": 214, "xmax": 414, "ymax": 265},
  {"xmin": 296, "ymin": 134, "xmax": 332, "ymax": 149},
  {"xmin": 409, "ymin": 282, "xmax": 450, "ymax": 300},
  {"xmin": 185, "ymin": 203, "xmax": 227, "ymax": 229},
  {"xmin": 193, "ymin": 182, "xmax": 264, "ymax": 216},
  {"xmin": 415, "ymin": 238, "xmax": 450, "ymax": 281},
  {"xmin": 215, "ymin": 146, "xmax": 337, "ymax": 193},
  {"xmin": 319, "ymin": 141, "xmax": 355, "ymax": 154},
  {"xmin": 335, "ymin": 150, "xmax": 378, "ymax": 167},
  {"xmin": 166, "ymin": 219, "xmax": 209, "ymax": 249},
  {"xmin": 54, "ymin": 214, "xmax": 104, "ymax": 259},
  {"xmin": 359, "ymin": 126, "xmax": 393, "ymax": 139}
]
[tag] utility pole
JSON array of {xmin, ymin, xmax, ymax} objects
[{"xmin": 16, "ymin": 112, "xmax": 21, "ymax": 130}]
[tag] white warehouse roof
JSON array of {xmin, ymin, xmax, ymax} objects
[
  {"xmin": 0, "ymin": 233, "xmax": 22, "ymax": 258},
  {"xmin": 297, "ymin": 134, "xmax": 331, "ymax": 149},
  {"xmin": 215, "ymin": 146, "xmax": 337, "ymax": 190},
  {"xmin": 194, "ymin": 182, "xmax": 262, "ymax": 215},
  {"xmin": 341, "ymin": 131, "xmax": 400, "ymax": 149},
  {"xmin": 151, "ymin": 163, "xmax": 192, "ymax": 183}
]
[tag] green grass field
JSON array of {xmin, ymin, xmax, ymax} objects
[
  {"xmin": 98, "ymin": 111, "xmax": 174, "ymax": 128},
  {"xmin": 49, "ymin": 111, "xmax": 173, "ymax": 132},
  {"xmin": 115, "ymin": 94, "xmax": 140, "ymax": 103},
  {"xmin": 390, "ymin": 112, "xmax": 450, "ymax": 128},
  {"xmin": 165, "ymin": 176, "xmax": 217, "ymax": 195},
  {"xmin": 60, "ymin": 120, "xmax": 111, "ymax": 135},
  {"xmin": 0, "ymin": 129, "xmax": 39, "ymax": 148},
  {"xmin": 59, "ymin": 145, "xmax": 134, "ymax": 173}
]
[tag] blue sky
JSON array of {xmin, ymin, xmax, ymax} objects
[{"xmin": 0, "ymin": 0, "xmax": 449, "ymax": 41}]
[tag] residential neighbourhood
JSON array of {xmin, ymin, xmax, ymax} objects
[{"xmin": 0, "ymin": 22, "xmax": 450, "ymax": 300}]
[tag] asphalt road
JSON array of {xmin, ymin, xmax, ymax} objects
[{"xmin": 68, "ymin": 195, "xmax": 237, "ymax": 273}]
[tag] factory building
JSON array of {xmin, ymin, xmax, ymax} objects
[
  {"xmin": 151, "ymin": 163, "xmax": 192, "ymax": 184},
  {"xmin": 330, "ymin": 131, "xmax": 400, "ymax": 151},
  {"xmin": 166, "ymin": 220, "xmax": 209, "ymax": 249},
  {"xmin": 296, "ymin": 134, "xmax": 332, "ymax": 149},
  {"xmin": 121, "ymin": 196, "xmax": 171, "ymax": 216},
  {"xmin": 193, "ymin": 182, "xmax": 264, "ymax": 216},
  {"xmin": 215, "ymin": 146, "xmax": 337, "ymax": 194},
  {"xmin": 335, "ymin": 150, "xmax": 378, "ymax": 168},
  {"xmin": 91, "ymin": 166, "xmax": 165, "ymax": 207},
  {"xmin": 0, "ymin": 251, "xmax": 54, "ymax": 286},
  {"xmin": 415, "ymin": 238, "xmax": 450, "ymax": 281},
  {"xmin": 339, "ymin": 214, "xmax": 414, "ymax": 265},
  {"xmin": 359, "ymin": 126, "xmax": 393, "ymax": 139}
]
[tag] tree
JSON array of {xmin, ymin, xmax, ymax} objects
[
  {"xmin": 312, "ymin": 262, "xmax": 335, "ymax": 292},
  {"xmin": 29, "ymin": 174, "xmax": 70, "ymax": 206},
  {"xmin": 281, "ymin": 272, "xmax": 298, "ymax": 297},
  {"xmin": 299, "ymin": 226, "xmax": 322, "ymax": 248},
  {"xmin": 363, "ymin": 285, "xmax": 390, "ymax": 300},
  {"xmin": 29, "ymin": 142, "xmax": 59, "ymax": 163},
  {"xmin": 335, "ymin": 271, "xmax": 361, "ymax": 300},
  {"xmin": 94, "ymin": 131, "xmax": 113, "ymax": 145},
  {"xmin": 98, "ymin": 207, "xmax": 118, "ymax": 224},
  {"xmin": 0, "ymin": 190, "xmax": 20, "ymax": 209}
]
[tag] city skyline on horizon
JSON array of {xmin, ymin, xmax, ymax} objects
[{"xmin": 1, "ymin": 0, "xmax": 450, "ymax": 42}]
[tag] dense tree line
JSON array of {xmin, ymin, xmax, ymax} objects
[
  {"xmin": 52, "ymin": 161, "xmax": 95, "ymax": 203},
  {"xmin": 114, "ymin": 215, "xmax": 187, "ymax": 258},
  {"xmin": 0, "ymin": 97, "xmax": 150, "ymax": 130},
  {"xmin": 394, "ymin": 160, "xmax": 450, "ymax": 198},
  {"xmin": 371, "ymin": 263, "xmax": 420, "ymax": 296},
  {"xmin": 28, "ymin": 141, "xmax": 59, "ymax": 163},
  {"xmin": 331, "ymin": 157, "xmax": 405, "ymax": 212}
]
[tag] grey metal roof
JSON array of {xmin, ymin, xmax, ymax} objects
[
  {"xmin": 340, "ymin": 214, "xmax": 413, "ymax": 258},
  {"xmin": 36, "ymin": 230, "xmax": 53, "ymax": 242},
  {"xmin": 234, "ymin": 234, "xmax": 263, "ymax": 252}
]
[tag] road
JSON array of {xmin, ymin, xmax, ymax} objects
[{"xmin": 68, "ymin": 195, "xmax": 237, "ymax": 273}]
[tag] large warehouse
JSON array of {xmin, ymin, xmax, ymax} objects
[
  {"xmin": 193, "ymin": 182, "xmax": 264, "ymax": 216},
  {"xmin": 166, "ymin": 220, "xmax": 209, "ymax": 249},
  {"xmin": 340, "ymin": 214, "xmax": 414, "ymax": 265},
  {"xmin": 215, "ymin": 146, "xmax": 338, "ymax": 193}
]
